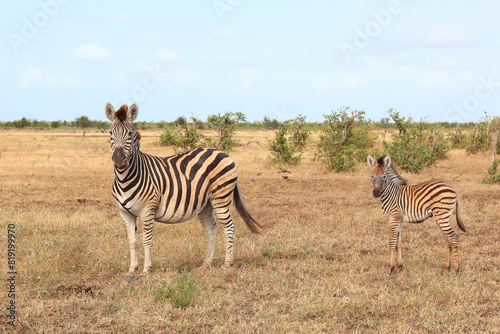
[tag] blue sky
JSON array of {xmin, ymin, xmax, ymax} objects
[{"xmin": 1, "ymin": 0, "xmax": 500, "ymax": 123}]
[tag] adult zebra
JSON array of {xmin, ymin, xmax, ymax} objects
[
  {"xmin": 367, "ymin": 155, "xmax": 466, "ymax": 274},
  {"xmin": 105, "ymin": 103, "xmax": 262, "ymax": 281}
]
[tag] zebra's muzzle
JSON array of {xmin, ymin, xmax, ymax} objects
[
  {"xmin": 112, "ymin": 147, "xmax": 127, "ymax": 168},
  {"xmin": 373, "ymin": 186, "xmax": 382, "ymax": 198}
]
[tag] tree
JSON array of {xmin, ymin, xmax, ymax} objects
[{"xmin": 75, "ymin": 116, "xmax": 93, "ymax": 128}]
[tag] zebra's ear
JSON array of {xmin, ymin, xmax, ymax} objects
[
  {"xmin": 105, "ymin": 102, "xmax": 115, "ymax": 121},
  {"xmin": 384, "ymin": 155, "xmax": 392, "ymax": 168},
  {"xmin": 128, "ymin": 103, "xmax": 139, "ymax": 122},
  {"xmin": 367, "ymin": 155, "xmax": 376, "ymax": 168}
]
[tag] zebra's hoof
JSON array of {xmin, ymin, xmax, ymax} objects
[{"xmin": 123, "ymin": 275, "xmax": 135, "ymax": 282}]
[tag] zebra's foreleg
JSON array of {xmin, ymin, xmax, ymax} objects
[
  {"xmin": 140, "ymin": 214, "xmax": 155, "ymax": 277},
  {"xmin": 388, "ymin": 218, "xmax": 402, "ymax": 275},
  {"xmin": 119, "ymin": 210, "xmax": 138, "ymax": 281},
  {"xmin": 198, "ymin": 204, "xmax": 219, "ymax": 268}
]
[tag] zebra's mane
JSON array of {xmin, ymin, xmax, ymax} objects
[
  {"xmin": 132, "ymin": 127, "xmax": 141, "ymax": 149},
  {"xmin": 386, "ymin": 164, "xmax": 407, "ymax": 186}
]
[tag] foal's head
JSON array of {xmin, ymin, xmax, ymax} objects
[{"xmin": 367, "ymin": 155, "xmax": 391, "ymax": 198}]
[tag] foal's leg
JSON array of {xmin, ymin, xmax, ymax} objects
[
  {"xmin": 387, "ymin": 217, "xmax": 402, "ymax": 275},
  {"xmin": 434, "ymin": 209, "xmax": 460, "ymax": 273}
]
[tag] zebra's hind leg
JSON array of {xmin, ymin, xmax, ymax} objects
[
  {"xmin": 434, "ymin": 210, "xmax": 460, "ymax": 273},
  {"xmin": 198, "ymin": 204, "xmax": 219, "ymax": 268},
  {"xmin": 212, "ymin": 201, "xmax": 235, "ymax": 268},
  {"xmin": 119, "ymin": 209, "xmax": 138, "ymax": 281},
  {"xmin": 396, "ymin": 224, "xmax": 403, "ymax": 271}
]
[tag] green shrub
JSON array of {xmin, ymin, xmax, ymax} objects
[
  {"xmin": 314, "ymin": 107, "xmax": 376, "ymax": 172},
  {"xmin": 206, "ymin": 112, "xmax": 246, "ymax": 152},
  {"xmin": 268, "ymin": 115, "xmax": 309, "ymax": 167},
  {"xmin": 158, "ymin": 117, "xmax": 204, "ymax": 152},
  {"xmin": 384, "ymin": 110, "xmax": 449, "ymax": 173},
  {"xmin": 483, "ymin": 158, "xmax": 500, "ymax": 184},
  {"xmin": 151, "ymin": 271, "xmax": 202, "ymax": 308},
  {"xmin": 263, "ymin": 116, "xmax": 280, "ymax": 130},
  {"xmin": 466, "ymin": 116, "xmax": 490, "ymax": 155},
  {"xmin": 448, "ymin": 125, "xmax": 468, "ymax": 149}
]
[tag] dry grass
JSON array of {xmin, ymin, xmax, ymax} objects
[{"xmin": 1, "ymin": 129, "xmax": 499, "ymax": 333}]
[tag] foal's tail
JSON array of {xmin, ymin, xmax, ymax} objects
[
  {"xmin": 233, "ymin": 181, "xmax": 263, "ymax": 234},
  {"xmin": 456, "ymin": 199, "xmax": 466, "ymax": 233}
]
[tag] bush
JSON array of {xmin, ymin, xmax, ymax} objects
[
  {"xmin": 51, "ymin": 121, "xmax": 62, "ymax": 129},
  {"xmin": 158, "ymin": 117, "xmax": 204, "ymax": 152},
  {"xmin": 483, "ymin": 158, "xmax": 500, "ymax": 184},
  {"xmin": 206, "ymin": 112, "xmax": 246, "ymax": 152},
  {"xmin": 448, "ymin": 125, "xmax": 468, "ymax": 149},
  {"xmin": 466, "ymin": 114, "xmax": 490, "ymax": 155},
  {"xmin": 268, "ymin": 116, "xmax": 308, "ymax": 167},
  {"xmin": 314, "ymin": 107, "xmax": 376, "ymax": 172},
  {"xmin": 263, "ymin": 116, "xmax": 280, "ymax": 130},
  {"xmin": 151, "ymin": 271, "xmax": 202, "ymax": 308},
  {"xmin": 384, "ymin": 110, "xmax": 449, "ymax": 173}
]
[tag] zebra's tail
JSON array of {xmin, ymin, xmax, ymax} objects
[
  {"xmin": 233, "ymin": 181, "xmax": 263, "ymax": 234},
  {"xmin": 456, "ymin": 199, "xmax": 466, "ymax": 233}
]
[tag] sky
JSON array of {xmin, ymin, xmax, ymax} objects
[{"xmin": 1, "ymin": 0, "xmax": 500, "ymax": 123}]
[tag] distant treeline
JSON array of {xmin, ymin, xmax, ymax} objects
[{"xmin": 0, "ymin": 114, "xmax": 484, "ymax": 131}]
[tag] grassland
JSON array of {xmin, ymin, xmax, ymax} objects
[{"xmin": 0, "ymin": 129, "xmax": 499, "ymax": 333}]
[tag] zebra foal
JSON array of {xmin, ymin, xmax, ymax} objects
[
  {"xmin": 367, "ymin": 155, "xmax": 466, "ymax": 274},
  {"xmin": 105, "ymin": 102, "xmax": 262, "ymax": 281}
]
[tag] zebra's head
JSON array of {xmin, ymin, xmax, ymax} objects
[
  {"xmin": 105, "ymin": 102, "xmax": 139, "ymax": 169},
  {"xmin": 367, "ymin": 155, "xmax": 391, "ymax": 198}
]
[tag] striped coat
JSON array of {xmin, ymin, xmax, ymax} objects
[
  {"xmin": 105, "ymin": 103, "xmax": 262, "ymax": 281},
  {"xmin": 367, "ymin": 155, "xmax": 466, "ymax": 274}
]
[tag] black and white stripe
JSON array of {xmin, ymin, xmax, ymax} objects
[
  {"xmin": 367, "ymin": 155, "xmax": 466, "ymax": 274},
  {"xmin": 105, "ymin": 103, "xmax": 261, "ymax": 281}
]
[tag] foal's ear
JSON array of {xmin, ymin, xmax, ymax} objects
[
  {"xmin": 367, "ymin": 155, "xmax": 376, "ymax": 168},
  {"xmin": 105, "ymin": 102, "xmax": 115, "ymax": 121},
  {"xmin": 128, "ymin": 103, "xmax": 139, "ymax": 122},
  {"xmin": 383, "ymin": 155, "xmax": 392, "ymax": 167}
]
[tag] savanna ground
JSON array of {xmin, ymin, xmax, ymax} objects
[{"xmin": 0, "ymin": 128, "xmax": 499, "ymax": 333}]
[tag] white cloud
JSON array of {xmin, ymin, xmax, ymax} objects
[
  {"xmin": 17, "ymin": 67, "xmax": 80, "ymax": 89},
  {"xmin": 310, "ymin": 75, "xmax": 332, "ymax": 89},
  {"xmin": 419, "ymin": 25, "xmax": 472, "ymax": 47},
  {"xmin": 19, "ymin": 67, "xmax": 43, "ymax": 88},
  {"xmin": 72, "ymin": 43, "xmax": 111, "ymax": 61},
  {"xmin": 153, "ymin": 50, "xmax": 181, "ymax": 62},
  {"xmin": 242, "ymin": 67, "xmax": 264, "ymax": 86},
  {"xmin": 345, "ymin": 74, "xmax": 365, "ymax": 87},
  {"xmin": 438, "ymin": 56, "xmax": 460, "ymax": 67}
]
